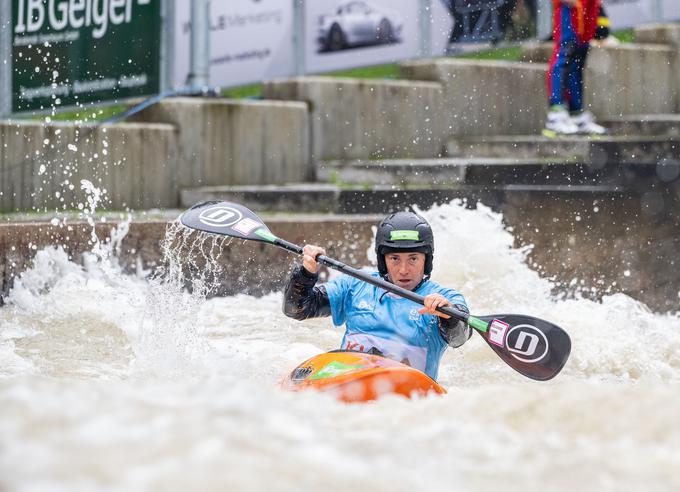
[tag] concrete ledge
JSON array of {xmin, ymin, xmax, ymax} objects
[
  {"xmin": 318, "ymin": 157, "xmax": 563, "ymax": 186},
  {"xmin": 521, "ymin": 43, "xmax": 678, "ymax": 117},
  {"xmin": 319, "ymin": 158, "xmax": 468, "ymax": 185},
  {"xmin": 262, "ymin": 76, "xmax": 444, "ymax": 160},
  {"xmin": 634, "ymin": 23, "xmax": 680, "ymax": 49},
  {"xmin": 449, "ymin": 135, "xmax": 680, "ymax": 166},
  {"xmin": 399, "ymin": 59, "xmax": 548, "ymax": 136},
  {"xmin": 3, "ymin": 187, "xmax": 680, "ymax": 311},
  {"xmin": 604, "ymin": 115, "xmax": 680, "ymax": 137},
  {"xmin": 180, "ymin": 182, "xmax": 628, "ymax": 215},
  {"xmin": 132, "ymin": 97, "xmax": 312, "ymax": 186},
  {"xmin": 587, "ymin": 44, "xmax": 678, "ymax": 117},
  {"xmin": 0, "ymin": 218, "xmax": 379, "ymax": 301},
  {"xmin": 178, "ymin": 182, "xmax": 680, "ymax": 311},
  {"xmin": 0, "ymin": 120, "xmax": 179, "ymax": 212}
]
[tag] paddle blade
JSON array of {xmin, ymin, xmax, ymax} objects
[
  {"xmin": 475, "ymin": 314, "xmax": 571, "ymax": 381},
  {"xmin": 179, "ymin": 201, "xmax": 277, "ymax": 243}
]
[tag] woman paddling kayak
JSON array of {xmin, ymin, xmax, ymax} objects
[{"xmin": 283, "ymin": 211, "xmax": 471, "ymax": 382}]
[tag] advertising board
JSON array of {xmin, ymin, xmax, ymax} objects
[
  {"xmin": 10, "ymin": 0, "xmax": 162, "ymax": 114},
  {"xmin": 173, "ymin": 0, "xmax": 295, "ymax": 88}
]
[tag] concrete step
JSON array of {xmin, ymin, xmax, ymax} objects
[
  {"xmin": 318, "ymin": 157, "xmax": 636, "ymax": 187},
  {"xmin": 448, "ymin": 135, "xmax": 680, "ymax": 167},
  {"xmin": 602, "ymin": 115, "xmax": 680, "ymax": 137},
  {"xmin": 180, "ymin": 183, "xmax": 627, "ymax": 215}
]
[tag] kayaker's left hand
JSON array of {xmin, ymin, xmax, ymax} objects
[{"xmin": 419, "ymin": 294, "xmax": 451, "ymax": 318}]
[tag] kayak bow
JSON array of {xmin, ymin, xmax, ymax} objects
[{"xmin": 282, "ymin": 351, "xmax": 446, "ymax": 403}]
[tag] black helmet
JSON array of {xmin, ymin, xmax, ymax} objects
[{"xmin": 375, "ymin": 211, "xmax": 434, "ymax": 278}]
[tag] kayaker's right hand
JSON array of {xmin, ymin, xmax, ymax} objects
[{"xmin": 302, "ymin": 244, "xmax": 326, "ymax": 275}]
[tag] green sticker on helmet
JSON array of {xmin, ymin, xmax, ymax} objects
[{"xmin": 390, "ymin": 230, "xmax": 419, "ymax": 241}]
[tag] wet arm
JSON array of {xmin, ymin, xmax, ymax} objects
[
  {"xmin": 283, "ymin": 265, "xmax": 331, "ymax": 320},
  {"xmin": 439, "ymin": 303, "xmax": 472, "ymax": 348}
]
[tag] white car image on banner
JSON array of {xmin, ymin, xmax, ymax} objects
[
  {"xmin": 316, "ymin": 1, "xmax": 404, "ymax": 52},
  {"xmin": 305, "ymin": 0, "xmax": 420, "ymax": 73},
  {"xmin": 174, "ymin": 0, "xmax": 295, "ymax": 88}
]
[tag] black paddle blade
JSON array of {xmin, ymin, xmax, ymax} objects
[
  {"xmin": 475, "ymin": 314, "xmax": 571, "ymax": 381},
  {"xmin": 179, "ymin": 201, "xmax": 277, "ymax": 243}
]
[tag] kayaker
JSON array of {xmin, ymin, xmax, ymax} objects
[{"xmin": 283, "ymin": 211, "xmax": 471, "ymax": 381}]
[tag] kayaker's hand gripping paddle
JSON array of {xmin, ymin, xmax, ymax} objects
[{"xmin": 180, "ymin": 201, "xmax": 571, "ymax": 381}]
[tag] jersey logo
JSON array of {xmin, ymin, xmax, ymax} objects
[
  {"xmin": 357, "ymin": 300, "xmax": 372, "ymax": 310},
  {"xmin": 409, "ymin": 308, "xmax": 420, "ymax": 321}
]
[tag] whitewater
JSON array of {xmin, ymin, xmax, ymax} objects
[{"xmin": 1, "ymin": 200, "xmax": 679, "ymax": 492}]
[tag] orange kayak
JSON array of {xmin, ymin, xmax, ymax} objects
[{"xmin": 281, "ymin": 350, "xmax": 446, "ymax": 403}]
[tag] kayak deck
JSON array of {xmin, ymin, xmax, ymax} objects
[{"xmin": 281, "ymin": 351, "xmax": 446, "ymax": 403}]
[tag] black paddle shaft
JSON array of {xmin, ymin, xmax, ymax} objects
[{"xmin": 273, "ymin": 237, "xmax": 470, "ymax": 323}]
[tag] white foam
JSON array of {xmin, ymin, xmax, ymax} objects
[{"xmin": 1, "ymin": 201, "xmax": 679, "ymax": 492}]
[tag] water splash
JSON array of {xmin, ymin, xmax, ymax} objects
[{"xmin": 1, "ymin": 200, "xmax": 680, "ymax": 492}]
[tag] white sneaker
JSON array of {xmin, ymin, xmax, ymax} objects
[
  {"xmin": 571, "ymin": 111, "xmax": 608, "ymax": 135},
  {"xmin": 545, "ymin": 108, "xmax": 579, "ymax": 135}
]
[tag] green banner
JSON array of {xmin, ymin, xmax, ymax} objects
[{"xmin": 11, "ymin": 0, "xmax": 161, "ymax": 114}]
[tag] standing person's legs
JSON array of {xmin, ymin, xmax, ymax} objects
[
  {"xmin": 545, "ymin": 40, "xmax": 579, "ymax": 134},
  {"xmin": 544, "ymin": 2, "xmax": 579, "ymax": 135},
  {"xmin": 566, "ymin": 42, "xmax": 589, "ymax": 113},
  {"xmin": 568, "ymin": 43, "xmax": 607, "ymax": 134},
  {"xmin": 548, "ymin": 41, "xmax": 574, "ymax": 108}
]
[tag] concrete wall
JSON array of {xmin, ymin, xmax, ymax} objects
[
  {"xmin": 0, "ymin": 98, "xmax": 312, "ymax": 213},
  {"xmin": 0, "ymin": 121, "xmax": 179, "ymax": 212},
  {"xmin": 634, "ymin": 23, "xmax": 680, "ymax": 112},
  {"xmin": 3, "ymin": 188, "xmax": 680, "ymax": 312},
  {"xmin": 132, "ymin": 98, "xmax": 313, "ymax": 186},
  {"xmin": 520, "ymin": 42, "xmax": 678, "ymax": 117},
  {"xmin": 398, "ymin": 59, "xmax": 548, "ymax": 137},
  {"xmin": 262, "ymin": 77, "xmax": 444, "ymax": 161},
  {"xmin": 635, "ymin": 23, "xmax": 680, "ymax": 49},
  {"xmin": 587, "ymin": 44, "xmax": 677, "ymax": 117},
  {"xmin": 0, "ymin": 217, "xmax": 379, "ymax": 303}
]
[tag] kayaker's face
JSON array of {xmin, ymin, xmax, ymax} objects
[{"xmin": 385, "ymin": 252, "xmax": 426, "ymax": 291}]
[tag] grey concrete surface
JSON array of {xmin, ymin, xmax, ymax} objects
[
  {"xmin": 520, "ymin": 42, "xmax": 678, "ymax": 117},
  {"xmin": 0, "ymin": 217, "xmax": 381, "ymax": 301},
  {"xmin": 449, "ymin": 135, "xmax": 680, "ymax": 166},
  {"xmin": 587, "ymin": 44, "xmax": 677, "ymax": 117},
  {"xmin": 262, "ymin": 77, "xmax": 445, "ymax": 160},
  {"xmin": 131, "ymin": 97, "xmax": 313, "ymax": 186},
  {"xmin": 318, "ymin": 157, "xmax": 562, "ymax": 186},
  {"xmin": 0, "ymin": 120, "xmax": 179, "ymax": 212},
  {"xmin": 179, "ymin": 182, "xmax": 626, "ymax": 215},
  {"xmin": 603, "ymin": 114, "xmax": 680, "ymax": 137},
  {"xmin": 634, "ymin": 23, "xmax": 680, "ymax": 50},
  {"xmin": 399, "ymin": 59, "xmax": 548, "ymax": 136},
  {"xmin": 3, "ymin": 189, "xmax": 680, "ymax": 312}
]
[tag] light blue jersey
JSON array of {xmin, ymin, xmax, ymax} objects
[{"xmin": 324, "ymin": 272, "xmax": 467, "ymax": 381}]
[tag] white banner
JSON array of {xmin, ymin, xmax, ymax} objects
[
  {"xmin": 174, "ymin": 0, "xmax": 295, "ymax": 88},
  {"xmin": 430, "ymin": 0, "xmax": 455, "ymax": 56},
  {"xmin": 661, "ymin": 0, "xmax": 680, "ymax": 21},
  {"xmin": 170, "ymin": 0, "xmax": 680, "ymax": 90},
  {"xmin": 304, "ymin": 0, "xmax": 421, "ymax": 73},
  {"xmin": 604, "ymin": 0, "xmax": 680, "ymax": 29}
]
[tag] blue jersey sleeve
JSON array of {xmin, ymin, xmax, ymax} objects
[{"xmin": 323, "ymin": 274, "xmax": 355, "ymax": 327}]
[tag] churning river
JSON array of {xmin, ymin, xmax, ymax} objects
[{"xmin": 1, "ymin": 201, "xmax": 679, "ymax": 492}]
